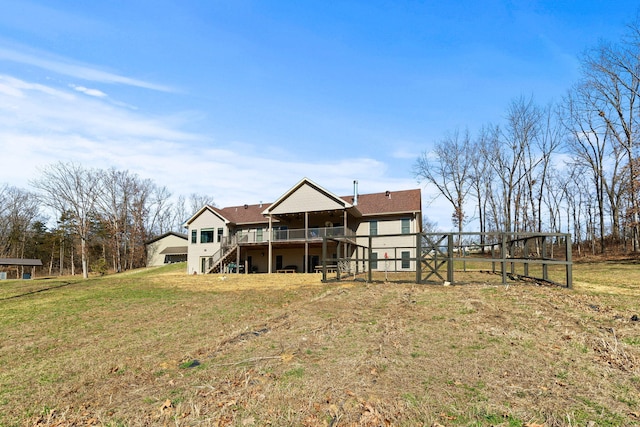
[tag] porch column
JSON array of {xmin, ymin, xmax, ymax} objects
[
  {"xmin": 343, "ymin": 210, "xmax": 348, "ymax": 256},
  {"xmin": 236, "ymin": 246, "xmax": 241, "ymax": 275},
  {"xmin": 304, "ymin": 211, "xmax": 309, "ymax": 273},
  {"xmin": 268, "ymin": 215, "xmax": 273, "ymax": 274}
]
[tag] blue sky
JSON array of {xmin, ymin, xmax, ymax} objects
[{"xmin": 0, "ymin": 1, "xmax": 636, "ymax": 228}]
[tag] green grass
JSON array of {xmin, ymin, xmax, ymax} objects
[{"xmin": 1, "ymin": 262, "xmax": 640, "ymax": 425}]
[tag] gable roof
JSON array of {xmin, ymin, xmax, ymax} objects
[
  {"xmin": 183, "ymin": 205, "xmax": 229, "ymax": 227},
  {"xmin": 184, "ymin": 180, "xmax": 421, "ymax": 227},
  {"xmin": 263, "ymin": 178, "xmax": 353, "ymax": 215},
  {"xmin": 145, "ymin": 231, "xmax": 188, "ymax": 245}
]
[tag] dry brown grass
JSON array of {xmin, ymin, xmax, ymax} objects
[{"xmin": 1, "ymin": 262, "xmax": 640, "ymax": 426}]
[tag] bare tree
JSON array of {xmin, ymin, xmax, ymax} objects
[
  {"xmin": 561, "ymin": 84, "xmax": 625, "ymax": 253},
  {"xmin": 529, "ymin": 105, "xmax": 564, "ymax": 232},
  {"xmin": 414, "ymin": 128, "xmax": 473, "ymax": 235},
  {"xmin": 487, "ymin": 96, "xmax": 544, "ymax": 233},
  {"xmin": 469, "ymin": 127, "xmax": 493, "ymax": 249},
  {"xmin": 0, "ymin": 185, "xmax": 40, "ymax": 259},
  {"xmin": 96, "ymin": 168, "xmax": 137, "ymax": 272},
  {"xmin": 31, "ymin": 162, "xmax": 100, "ymax": 278},
  {"xmin": 579, "ymin": 33, "xmax": 640, "ymax": 249},
  {"xmin": 189, "ymin": 193, "xmax": 216, "ymax": 214}
]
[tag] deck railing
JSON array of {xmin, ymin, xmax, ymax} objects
[{"xmin": 224, "ymin": 226, "xmax": 353, "ymax": 245}]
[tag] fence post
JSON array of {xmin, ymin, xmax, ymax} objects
[
  {"xmin": 447, "ymin": 234, "xmax": 454, "ymax": 283},
  {"xmin": 416, "ymin": 232, "xmax": 422, "ymax": 284},
  {"xmin": 541, "ymin": 236, "xmax": 548, "ymax": 281},
  {"xmin": 501, "ymin": 233, "xmax": 507, "ymax": 285},
  {"xmin": 336, "ymin": 240, "xmax": 342, "ymax": 280},
  {"xmin": 523, "ymin": 237, "xmax": 529, "ymax": 277},
  {"xmin": 322, "ymin": 237, "xmax": 327, "ymax": 282},
  {"xmin": 368, "ymin": 235, "xmax": 373, "ymax": 283},
  {"xmin": 565, "ymin": 234, "xmax": 573, "ymax": 288}
]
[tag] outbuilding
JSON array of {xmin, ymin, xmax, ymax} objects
[
  {"xmin": 145, "ymin": 232, "xmax": 188, "ymax": 266},
  {"xmin": 0, "ymin": 258, "xmax": 43, "ymax": 279}
]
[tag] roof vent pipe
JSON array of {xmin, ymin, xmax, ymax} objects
[{"xmin": 353, "ymin": 180, "xmax": 358, "ymax": 206}]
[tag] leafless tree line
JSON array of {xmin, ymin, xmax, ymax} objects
[
  {"xmin": 0, "ymin": 162, "xmax": 213, "ymax": 278},
  {"xmin": 415, "ymin": 20, "xmax": 640, "ymax": 255}
]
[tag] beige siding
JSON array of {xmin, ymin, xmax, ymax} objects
[
  {"xmin": 353, "ymin": 215, "xmax": 419, "ymax": 271},
  {"xmin": 354, "ymin": 216, "xmax": 417, "ymax": 236},
  {"xmin": 146, "ymin": 234, "xmax": 187, "ymax": 267},
  {"xmin": 187, "ymin": 209, "xmax": 228, "ymax": 274},
  {"xmin": 270, "ymin": 183, "xmax": 345, "ymax": 214}
]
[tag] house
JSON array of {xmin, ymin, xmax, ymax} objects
[
  {"xmin": 145, "ymin": 232, "xmax": 188, "ymax": 266},
  {"xmin": 184, "ymin": 178, "xmax": 422, "ymax": 275}
]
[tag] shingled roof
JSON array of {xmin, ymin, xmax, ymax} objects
[
  {"xmin": 213, "ymin": 203, "xmax": 273, "ymax": 225},
  {"xmin": 344, "ymin": 189, "xmax": 422, "ymax": 216},
  {"xmin": 0, "ymin": 258, "xmax": 43, "ymax": 266},
  {"xmin": 208, "ymin": 189, "xmax": 420, "ymax": 225}
]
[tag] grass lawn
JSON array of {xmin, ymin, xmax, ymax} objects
[{"xmin": 1, "ymin": 262, "xmax": 639, "ymax": 426}]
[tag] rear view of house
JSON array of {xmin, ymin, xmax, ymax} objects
[{"xmin": 184, "ymin": 178, "xmax": 422, "ymax": 275}]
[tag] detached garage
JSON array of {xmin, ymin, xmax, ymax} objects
[{"xmin": 145, "ymin": 232, "xmax": 188, "ymax": 266}]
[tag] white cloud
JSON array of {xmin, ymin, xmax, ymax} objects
[
  {"xmin": 70, "ymin": 84, "xmax": 107, "ymax": 98},
  {"xmin": 0, "ymin": 74, "xmax": 420, "ymax": 217},
  {"xmin": 391, "ymin": 145, "xmax": 420, "ymax": 160},
  {"xmin": 0, "ymin": 45, "xmax": 173, "ymax": 92}
]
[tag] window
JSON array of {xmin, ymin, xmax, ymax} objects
[
  {"xmin": 401, "ymin": 251, "xmax": 410, "ymax": 269},
  {"xmin": 200, "ymin": 228, "xmax": 214, "ymax": 243},
  {"xmin": 401, "ymin": 218, "xmax": 411, "ymax": 234},
  {"xmin": 191, "ymin": 229, "xmax": 197, "ymax": 244},
  {"xmin": 371, "ymin": 252, "xmax": 378, "ymax": 269},
  {"xmin": 217, "ymin": 228, "xmax": 224, "ymax": 243},
  {"xmin": 370, "ymin": 220, "xmax": 378, "ymax": 236},
  {"xmin": 256, "ymin": 228, "xmax": 263, "ymax": 242}
]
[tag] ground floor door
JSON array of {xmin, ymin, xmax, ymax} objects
[{"xmin": 307, "ymin": 255, "xmax": 319, "ymax": 273}]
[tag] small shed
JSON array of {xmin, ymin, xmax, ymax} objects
[
  {"xmin": 145, "ymin": 232, "xmax": 188, "ymax": 266},
  {"xmin": 0, "ymin": 258, "xmax": 43, "ymax": 279}
]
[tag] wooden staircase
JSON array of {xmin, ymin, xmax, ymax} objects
[{"xmin": 205, "ymin": 244, "xmax": 238, "ymax": 274}]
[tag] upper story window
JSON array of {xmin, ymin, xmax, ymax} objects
[
  {"xmin": 191, "ymin": 229, "xmax": 197, "ymax": 244},
  {"xmin": 200, "ymin": 228, "xmax": 214, "ymax": 243},
  {"xmin": 217, "ymin": 228, "xmax": 224, "ymax": 242},
  {"xmin": 370, "ymin": 220, "xmax": 378, "ymax": 236},
  {"xmin": 401, "ymin": 218, "xmax": 411, "ymax": 234}
]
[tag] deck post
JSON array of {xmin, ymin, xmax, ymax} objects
[
  {"xmin": 268, "ymin": 216, "xmax": 273, "ymax": 274},
  {"xmin": 304, "ymin": 212, "xmax": 309, "ymax": 273}
]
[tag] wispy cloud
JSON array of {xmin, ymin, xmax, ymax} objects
[
  {"xmin": 0, "ymin": 74, "xmax": 414, "ymax": 212},
  {"xmin": 0, "ymin": 45, "xmax": 174, "ymax": 92},
  {"xmin": 70, "ymin": 84, "xmax": 107, "ymax": 98}
]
